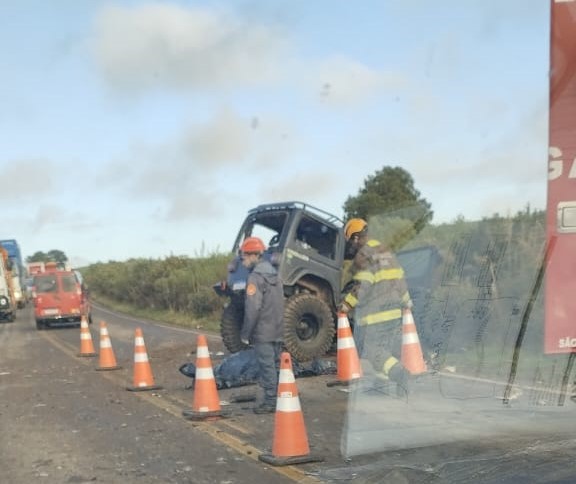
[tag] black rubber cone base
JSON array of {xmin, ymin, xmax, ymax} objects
[
  {"xmin": 326, "ymin": 377, "xmax": 361, "ymax": 388},
  {"xmin": 182, "ymin": 408, "xmax": 227, "ymax": 421},
  {"xmin": 230, "ymin": 393, "xmax": 257, "ymax": 403},
  {"xmin": 259, "ymin": 453, "xmax": 324, "ymax": 466},
  {"xmin": 126, "ymin": 385, "xmax": 162, "ymax": 392},
  {"xmin": 96, "ymin": 365, "xmax": 122, "ymax": 371}
]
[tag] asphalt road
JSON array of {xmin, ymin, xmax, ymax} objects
[{"xmin": 2, "ymin": 304, "xmax": 576, "ymax": 483}]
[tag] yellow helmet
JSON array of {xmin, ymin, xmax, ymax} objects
[{"xmin": 344, "ymin": 218, "xmax": 367, "ymax": 240}]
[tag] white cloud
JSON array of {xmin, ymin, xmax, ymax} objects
[
  {"xmin": 162, "ymin": 190, "xmax": 222, "ymax": 222},
  {"xmin": 0, "ymin": 159, "xmax": 55, "ymax": 201},
  {"xmin": 311, "ymin": 56, "xmax": 407, "ymax": 106},
  {"xmin": 183, "ymin": 108, "xmax": 253, "ymax": 166},
  {"xmin": 92, "ymin": 3, "xmax": 288, "ymax": 92},
  {"xmin": 30, "ymin": 204, "xmax": 101, "ymax": 232},
  {"xmin": 259, "ymin": 171, "xmax": 340, "ymax": 202},
  {"xmin": 97, "ymin": 107, "xmax": 299, "ymax": 222}
]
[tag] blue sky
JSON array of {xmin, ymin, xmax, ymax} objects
[{"xmin": 0, "ymin": 1, "xmax": 551, "ymax": 265}]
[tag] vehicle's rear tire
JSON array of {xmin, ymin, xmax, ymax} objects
[
  {"xmin": 220, "ymin": 302, "xmax": 249, "ymax": 354},
  {"xmin": 283, "ymin": 293, "xmax": 336, "ymax": 361},
  {"xmin": 36, "ymin": 320, "xmax": 46, "ymax": 330}
]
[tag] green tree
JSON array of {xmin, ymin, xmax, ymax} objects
[
  {"xmin": 26, "ymin": 251, "xmax": 48, "ymax": 263},
  {"xmin": 26, "ymin": 249, "xmax": 68, "ymax": 265},
  {"xmin": 47, "ymin": 249, "xmax": 68, "ymax": 265},
  {"xmin": 343, "ymin": 166, "xmax": 433, "ymax": 247}
]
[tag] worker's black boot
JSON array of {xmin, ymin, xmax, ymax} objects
[{"xmin": 389, "ymin": 365, "xmax": 410, "ymax": 398}]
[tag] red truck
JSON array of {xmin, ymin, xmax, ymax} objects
[
  {"xmin": 544, "ymin": 0, "xmax": 576, "ymax": 354},
  {"xmin": 28, "ymin": 262, "xmax": 45, "ymax": 276},
  {"xmin": 32, "ymin": 264, "xmax": 92, "ymax": 330}
]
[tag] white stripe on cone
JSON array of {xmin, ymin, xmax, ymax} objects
[
  {"xmin": 279, "ymin": 368, "xmax": 295, "ymax": 383},
  {"xmin": 277, "ymin": 395, "xmax": 302, "ymax": 412},
  {"xmin": 134, "ymin": 353, "xmax": 149, "ymax": 363},
  {"xmin": 197, "ymin": 346, "xmax": 210, "ymax": 358},
  {"xmin": 195, "ymin": 367, "xmax": 215, "ymax": 379},
  {"xmin": 101, "ymin": 339, "xmax": 112, "ymax": 348},
  {"xmin": 135, "ymin": 337, "xmax": 145, "ymax": 346},
  {"xmin": 338, "ymin": 336, "xmax": 355, "ymax": 349},
  {"xmin": 403, "ymin": 332, "xmax": 421, "ymax": 345}
]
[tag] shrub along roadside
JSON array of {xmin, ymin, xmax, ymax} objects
[{"xmin": 82, "ymin": 254, "xmax": 231, "ymax": 333}]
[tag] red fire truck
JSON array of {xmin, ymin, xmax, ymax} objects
[{"xmin": 545, "ymin": 0, "xmax": 576, "ymax": 353}]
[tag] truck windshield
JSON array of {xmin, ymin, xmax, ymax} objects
[
  {"xmin": 34, "ymin": 275, "xmax": 58, "ymax": 293},
  {"xmin": 61, "ymin": 274, "xmax": 78, "ymax": 293}
]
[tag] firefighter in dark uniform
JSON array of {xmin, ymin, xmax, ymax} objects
[
  {"xmin": 239, "ymin": 236, "xmax": 285, "ymax": 414},
  {"xmin": 339, "ymin": 218, "xmax": 412, "ymax": 393}
]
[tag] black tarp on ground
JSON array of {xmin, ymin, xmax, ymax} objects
[{"xmin": 179, "ymin": 348, "xmax": 336, "ymax": 389}]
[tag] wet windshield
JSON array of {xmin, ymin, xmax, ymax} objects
[
  {"xmin": 4, "ymin": 2, "xmax": 576, "ymax": 483},
  {"xmin": 34, "ymin": 275, "xmax": 58, "ymax": 293},
  {"xmin": 60, "ymin": 274, "xmax": 78, "ymax": 293}
]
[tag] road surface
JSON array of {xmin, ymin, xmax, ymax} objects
[{"xmin": 2, "ymin": 304, "xmax": 576, "ymax": 483}]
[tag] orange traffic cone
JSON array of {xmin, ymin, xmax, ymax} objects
[
  {"xmin": 182, "ymin": 335, "xmax": 223, "ymax": 420},
  {"xmin": 77, "ymin": 315, "xmax": 97, "ymax": 357},
  {"xmin": 401, "ymin": 308, "xmax": 427, "ymax": 375},
  {"xmin": 327, "ymin": 313, "xmax": 363, "ymax": 387},
  {"xmin": 259, "ymin": 352, "xmax": 323, "ymax": 466},
  {"xmin": 126, "ymin": 328, "xmax": 162, "ymax": 391},
  {"xmin": 96, "ymin": 321, "xmax": 121, "ymax": 371}
]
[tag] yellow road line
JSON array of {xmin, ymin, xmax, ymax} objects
[{"xmin": 40, "ymin": 331, "xmax": 320, "ymax": 483}]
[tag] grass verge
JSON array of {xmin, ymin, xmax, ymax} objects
[{"xmin": 91, "ymin": 293, "xmax": 222, "ymax": 334}]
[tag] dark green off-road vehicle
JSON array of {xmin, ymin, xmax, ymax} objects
[{"xmin": 214, "ymin": 201, "xmax": 441, "ymax": 361}]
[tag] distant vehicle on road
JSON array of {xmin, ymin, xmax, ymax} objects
[
  {"xmin": 0, "ymin": 247, "xmax": 16, "ymax": 322},
  {"xmin": 0, "ymin": 239, "xmax": 26, "ymax": 308},
  {"xmin": 33, "ymin": 265, "xmax": 92, "ymax": 330}
]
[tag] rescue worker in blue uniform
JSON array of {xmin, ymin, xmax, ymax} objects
[
  {"xmin": 339, "ymin": 218, "xmax": 412, "ymax": 394},
  {"xmin": 239, "ymin": 236, "xmax": 285, "ymax": 414}
]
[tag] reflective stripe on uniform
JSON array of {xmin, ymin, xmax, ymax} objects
[
  {"xmin": 344, "ymin": 293, "xmax": 358, "ymax": 307},
  {"xmin": 353, "ymin": 271, "xmax": 374, "ymax": 283},
  {"xmin": 367, "ymin": 240, "xmax": 381, "ymax": 247},
  {"xmin": 373, "ymin": 268, "xmax": 404, "ymax": 282},
  {"xmin": 383, "ymin": 356, "xmax": 399, "ymax": 376},
  {"xmin": 360, "ymin": 308, "xmax": 402, "ymax": 325}
]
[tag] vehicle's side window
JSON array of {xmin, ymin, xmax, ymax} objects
[
  {"xmin": 296, "ymin": 217, "xmax": 337, "ymax": 260},
  {"xmin": 61, "ymin": 274, "xmax": 78, "ymax": 293}
]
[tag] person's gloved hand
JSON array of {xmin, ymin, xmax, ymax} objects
[
  {"xmin": 241, "ymin": 338, "xmax": 250, "ymax": 346},
  {"xmin": 337, "ymin": 303, "xmax": 350, "ymax": 315}
]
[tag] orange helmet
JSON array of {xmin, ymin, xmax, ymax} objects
[
  {"xmin": 240, "ymin": 236, "xmax": 266, "ymax": 254},
  {"xmin": 344, "ymin": 218, "xmax": 367, "ymax": 240}
]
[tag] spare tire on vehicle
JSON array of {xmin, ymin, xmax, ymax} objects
[{"xmin": 283, "ymin": 293, "xmax": 336, "ymax": 361}]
